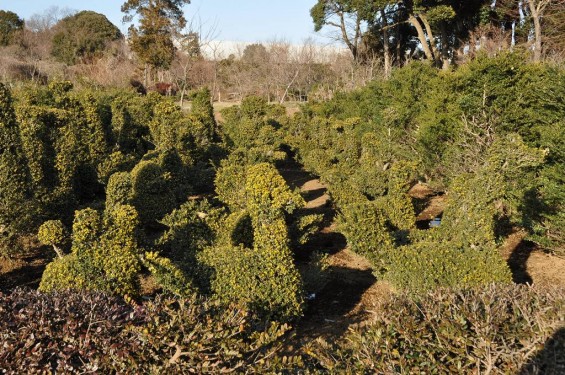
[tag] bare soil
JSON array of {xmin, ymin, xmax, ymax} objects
[
  {"xmin": 0, "ymin": 245, "xmax": 52, "ymax": 292},
  {"xmin": 501, "ymin": 231, "xmax": 565, "ymax": 287},
  {"xmin": 280, "ymin": 166, "xmax": 394, "ymax": 348}
]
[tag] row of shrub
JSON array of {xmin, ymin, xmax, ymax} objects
[
  {"xmin": 0, "ymin": 82, "xmax": 325, "ymax": 324},
  {"xmin": 311, "ymin": 284, "xmax": 565, "ymax": 374},
  {"xmin": 285, "ymin": 53, "xmax": 564, "ymax": 293},
  {"xmin": 0, "ymin": 288, "xmax": 302, "ymax": 373},
  {"xmin": 2, "ymin": 284, "xmax": 563, "ymax": 373}
]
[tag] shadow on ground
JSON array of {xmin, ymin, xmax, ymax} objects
[
  {"xmin": 292, "ymin": 265, "xmax": 376, "ymax": 346},
  {"xmin": 519, "ymin": 327, "xmax": 565, "ymax": 375},
  {"xmin": 507, "ymin": 240, "xmax": 535, "ymax": 284}
]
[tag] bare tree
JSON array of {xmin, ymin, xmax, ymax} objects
[
  {"xmin": 172, "ymin": 14, "xmax": 219, "ymax": 106},
  {"xmin": 525, "ymin": 0, "xmax": 565, "ymax": 61}
]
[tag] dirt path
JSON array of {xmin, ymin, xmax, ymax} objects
[
  {"xmin": 0, "ymin": 247, "xmax": 50, "ymax": 292},
  {"xmin": 279, "ymin": 167, "xmax": 393, "ymax": 349},
  {"xmin": 280, "ymin": 167, "xmax": 565, "ymax": 350},
  {"xmin": 502, "ymin": 231, "xmax": 565, "ymax": 287}
]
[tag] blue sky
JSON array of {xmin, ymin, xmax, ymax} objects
[{"xmin": 0, "ymin": 0, "xmax": 331, "ymax": 45}]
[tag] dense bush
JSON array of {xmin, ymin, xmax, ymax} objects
[
  {"xmin": 37, "ymin": 219, "xmax": 67, "ymax": 258},
  {"xmin": 0, "ymin": 289, "xmax": 303, "ymax": 373},
  {"xmin": 0, "ymin": 83, "xmax": 35, "ymax": 237},
  {"xmin": 287, "ymin": 54, "xmax": 562, "ymax": 292},
  {"xmin": 0, "ymin": 288, "xmax": 142, "ymax": 373},
  {"xmin": 203, "ymin": 163, "xmax": 305, "ymax": 322},
  {"xmin": 219, "ymin": 96, "xmax": 287, "ymax": 163},
  {"xmin": 39, "ymin": 205, "xmax": 190, "ymax": 297},
  {"xmin": 311, "ymin": 284, "xmax": 565, "ymax": 374}
]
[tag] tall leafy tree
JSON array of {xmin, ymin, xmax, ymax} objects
[
  {"xmin": 311, "ymin": 0, "xmax": 380, "ymax": 62},
  {"xmin": 0, "ymin": 10, "xmax": 24, "ymax": 46},
  {"xmin": 121, "ymin": 0, "xmax": 190, "ymax": 82},
  {"xmin": 51, "ymin": 11, "xmax": 122, "ymax": 65}
]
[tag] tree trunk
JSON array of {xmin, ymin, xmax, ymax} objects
[
  {"xmin": 440, "ymin": 22, "xmax": 450, "ymax": 70},
  {"xmin": 143, "ymin": 63, "xmax": 148, "ymax": 88},
  {"xmin": 408, "ymin": 15, "xmax": 435, "ymax": 62},
  {"xmin": 179, "ymin": 85, "xmax": 186, "ymax": 108},
  {"xmin": 52, "ymin": 245, "xmax": 64, "ymax": 259},
  {"xmin": 381, "ymin": 9, "xmax": 392, "ymax": 77},
  {"xmin": 528, "ymin": 0, "xmax": 543, "ymax": 61},
  {"xmin": 419, "ymin": 14, "xmax": 441, "ymax": 66}
]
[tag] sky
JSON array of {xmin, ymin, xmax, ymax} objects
[{"xmin": 0, "ymin": 0, "xmax": 334, "ymax": 45}]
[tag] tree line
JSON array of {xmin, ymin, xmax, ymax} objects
[
  {"xmin": 312, "ymin": 0, "xmax": 565, "ymax": 72},
  {"xmin": 2, "ymin": 0, "xmax": 565, "ymax": 104}
]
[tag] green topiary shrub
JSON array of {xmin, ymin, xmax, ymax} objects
[
  {"xmin": 130, "ymin": 160, "xmax": 176, "ymax": 225},
  {"xmin": 141, "ymin": 251, "xmax": 194, "ymax": 296},
  {"xmin": 203, "ymin": 163, "xmax": 304, "ymax": 322},
  {"xmin": 189, "ymin": 87, "xmax": 217, "ymax": 142},
  {"xmin": 96, "ymin": 151, "xmax": 137, "ymax": 184},
  {"xmin": 214, "ymin": 161, "xmax": 247, "ymax": 211},
  {"xmin": 40, "ymin": 206, "xmax": 141, "ymax": 296},
  {"xmin": 336, "ymin": 201, "xmax": 394, "ymax": 270},
  {"xmin": 384, "ymin": 238, "xmax": 511, "ymax": 293},
  {"xmin": 37, "ymin": 220, "xmax": 67, "ymax": 258},
  {"xmin": 0, "ymin": 83, "xmax": 35, "ymax": 236}
]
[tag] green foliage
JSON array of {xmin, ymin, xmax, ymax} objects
[
  {"xmin": 219, "ymin": 96, "xmax": 287, "ymax": 162},
  {"xmin": 311, "ymin": 284, "xmax": 565, "ymax": 374},
  {"xmin": 130, "ymin": 160, "xmax": 175, "ymax": 224},
  {"xmin": 0, "ymin": 83, "xmax": 35, "ymax": 235},
  {"xmin": 0, "ymin": 10, "xmax": 23, "ymax": 46},
  {"xmin": 141, "ymin": 251, "xmax": 194, "ymax": 296},
  {"xmin": 289, "ymin": 213, "xmax": 324, "ymax": 248},
  {"xmin": 203, "ymin": 163, "xmax": 304, "ymax": 322},
  {"xmin": 149, "ymin": 97, "xmax": 217, "ymax": 166},
  {"xmin": 105, "ymin": 172, "xmax": 133, "ymax": 214},
  {"xmin": 214, "ymin": 161, "xmax": 247, "ymax": 211},
  {"xmin": 37, "ymin": 220, "xmax": 67, "ymax": 258},
  {"xmin": 384, "ymin": 239, "xmax": 511, "ymax": 293},
  {"xmin": 51, "ymin": 11, "xmax": 122, "ymax": 65},
  {"xmin": 189, "ymin": 87, "xmax": 217, "ymax": 141},
  {"xmin": 288, "ymin": 55, "xmax": 563, "ymax": 292},
  {"xmin": 337, "ymin": 201, "xmax": 394, "ymax": 268},
  {"xmin": 37, "ymin": 220, "xmax": 66, "ymax": 247},
  {"xmin": 109, "ymin": 92, "xmax": 153, "ymax": 157},
  {"xmin": 40, "ymin": 206, "xmax": 142, "ymax": 297},
  {"xmin": 121, "ymin": 0, "xmax": 190, "ymax": 71},
  {"xmin": 97, "ymin": 151, "xmax": 137, "ymax": 185},
  {"xmin": 245, "ymin": 162, "xmax": 304, "ymax": 218},
  {"xmin": 157, "ymin": 199, "xmax": 220, "ymax": 290}
]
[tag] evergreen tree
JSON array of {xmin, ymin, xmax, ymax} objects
[
  {"xmin": 51, "ymin": 11, "xmax": 122, "ymax": 65},
  {"xmin": 0, "ymin": 10, "xmax": 23, "ymax": 46},
  {"xmin": 122, "ymin": 0, "xmax": 191, "ymax": 81}
]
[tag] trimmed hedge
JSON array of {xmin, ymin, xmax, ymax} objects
[
  {"xmin": 311, "ymin": 284, "xmax": 565, "ymax": 374},
  {"xmin": 0, "ymin": 289, "xmax": 303, "ymax": 373}
]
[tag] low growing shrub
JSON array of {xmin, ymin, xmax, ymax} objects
[
  {"xmin": 311, "ymin": 284, "xmax": 565, "ymax": 374},
  {"xmin": 0, "ymin": 289, "xmax": 304, "ymax": 373}
]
